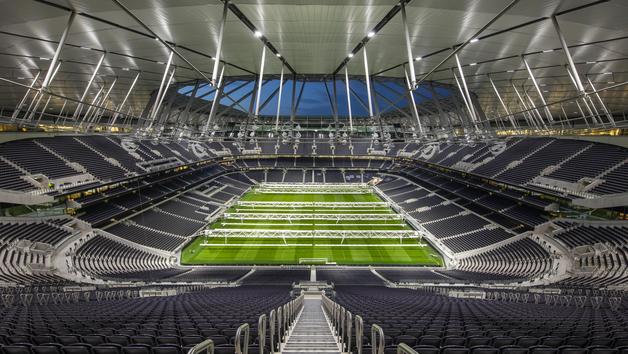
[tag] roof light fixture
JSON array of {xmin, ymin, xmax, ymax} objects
[
  {"xmin": 470, "ymin": 38, "xmax": 479, "ymax": 43},
  {"xmin": 254, "ymin": 30, "xmax": 262, "ymax": 38},
  {"xmin": 367, "ymin": 31, "xmax": 375, "ymax": 38}
]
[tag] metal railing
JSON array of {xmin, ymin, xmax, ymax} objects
[
  {"xmin": 322, "ymin": 294, "xmax": 357, "ymax": 353},
  {"xmin": 234, "ymin": 323, "xmax": 249, "ymax": 354},
  {"xmin": 397, "ymin": 343, "xmax": 419, "ymax": 354},
  {"xmin": 188, "ymin": 339, "xmax": 215, "ymax": 354},
  {"xmin": 371, "ymin": 324, "xmax": 385, "ymax": 354},
  {"xmin": 257, "ymin": 314, "xmax": 266, "ymax": 353},
  {"xmin": 323, "ymin": 295, "xmax": 399, "ymax": 354},
  {"xmin": 269, "ymin": 294, "xmax": 304, "ymax": 352},
  {"xmin": 355, "ymin": 314, "xmax": 364, "ymax": 354}
]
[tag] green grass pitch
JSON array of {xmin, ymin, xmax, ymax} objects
[{"xmin": 180, "ymin": 187, "xmax": 444, "ymax": 266}]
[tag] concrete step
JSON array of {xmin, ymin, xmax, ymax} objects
[{"xmin": 282, "ymin": 297, "xmax": 341, "ymax": 354}]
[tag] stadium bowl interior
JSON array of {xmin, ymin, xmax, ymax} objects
[{"xmin": 0, "ymin": 1, "xmax": 627, "ymax": 354}]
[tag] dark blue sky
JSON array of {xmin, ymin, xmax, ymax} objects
[{"xmin": 178, "ymin": 79, "xmax": 452, "ymax": 117}]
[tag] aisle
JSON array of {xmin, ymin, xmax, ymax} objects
[{"xmin": 282, "ymin": 297, "xmax": 342, "ymax": 353}]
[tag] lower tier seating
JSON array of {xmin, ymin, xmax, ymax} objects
[
  {"xmin": 72, "ymin": 235, "xmax": 172, "ymax": 279},
  {"xmin": 0, "ymin": 286, "xmax": 291, "ymax": 353},
  {"xmin": 335, "ymin": 286, "xmax": 628, "ymax": 353}
]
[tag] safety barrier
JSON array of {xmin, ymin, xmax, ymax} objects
[
  {"xmin": 234, "ymin": 323, "xmax": 249, "ymax": 354},
  {"xmin": 322, "ymin": 294, "xmax": 357, "ymax": 353},
  {"xmin": 371, "ymin": 324, "xmax": 385, "ymax": 354},
  {"xmin": 397, "ymin": 343, "xmax": 419, "ymax": 354},
  {"xmin": 187, "ymin": 339, "xmax": 215, "ymax": 354},
  {"xmin": 269, "ymin": 294, "xmax": 304, "ymax": 352}
]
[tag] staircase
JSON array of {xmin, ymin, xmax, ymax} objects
[{"xmin": 283, "ymin": 297, "xmax": 342, "ymax": 353}]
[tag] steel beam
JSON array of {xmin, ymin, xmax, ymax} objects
[
  {"xmin": 255, "ymin": 46, "xmax": 266, "ymax": 116},
  {"xmin": 11, "ymin": 71, "xmax": 40, "ymax": 121},
  {"xmin": 363, "ymin": 47, "xmax": 374, "ymax": 117},
  {"xmin": 73, "ymin": 52, "xmax": 106, "ymax": 121},
  {"xmin": 109, "ymin": 71, "xmax": 140, "ymax": 127},
  {"xmin": 400, "ymin": 1, "xmax": 416, "ymax": 88},
  {"xmin": 149, "ymin": 68, "xmax": 176, "ymax": 133},
  {"xmin": 204, "ymin": 64, "xmax": 226, "ymax": 135},
  {"xmin": 586, "ymin": 77, "xmax": 615, "ymax": 126},
  {"xmin": 148, "ymin": 51, "xmax": 174, "ymax": 124},
  {"xmin": 415, "ymin": 0, "xmax": 521, "ymax": 88},
  {"xmin": 275, "ymin": 66, "xmax": 284, "ymax": 131},
  {"xmin": 521, "ymin": 55, "xmax": 553, "ymax": 123},
  {"xmin": 488, "ymin": 74, "xmax": 517, "ymax": 129},
  {"xmin": 454, "ymin": 54, "xmax": 479, "ymax": 127},
  {"xmin": 212, "ymin": 0, "xmax": 229, "ymax": 86},
  {"xmin": 344, "ymin": 67, "xmax": 353, "ymax": 132}
]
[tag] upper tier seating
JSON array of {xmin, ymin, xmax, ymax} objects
[
  {"xmin": 0, "ymin": 160, "xmax": 33, "ymax": 191},
  {"xmin": 0, "ymin": 139, "xmax": 77, "ymax": 180},
  {"xmin": 0, "ymin": 136, "xmax": 626, "ymax": 198},
  {"xmin": 40, "ymin": 137, "xmax": 129, "ymax": 181}
]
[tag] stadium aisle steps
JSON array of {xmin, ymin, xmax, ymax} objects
[{"xmin": 283, "ymin": 298, "xmax": 341, "ymax": 354}]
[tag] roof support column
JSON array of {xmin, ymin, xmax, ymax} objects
[
  {"xmin": 551, "ymin": 16, "xmax": 593, "ymax": 97},
  {"xmin": 109, "ymin": 71, "xmax": 140, "ymax": 127},
  {"xmin": 56, "ymin": 99, "xmax": 67, "ymax": 125},
  {"xmin": 204, "ymin": 64, "xmax": 226, "ymax": 135},
  {"xmin": 212, "ymin": 0, "xmax": 229, "ymax": 86},
  {"xmin": 25, "ymin": 62, "xmax": 61, "ymax": 122},
  {"xmin": 521, "ymin": 55, "xmax": 555, "ymax": 124},
  {"xmin": 73, "ymin": 52, "xmax": 106, "ymax": 122},
  {"xmin": 565, "ymin": 67, "xmax": 599, "ymax": 125},
  {"xmin": 290, "ymin": 74, "xmax": 297, "ymax": 122},
  {"xmin": 400, "ymin": 1, "xmax": 416, "ymax": 89},
  {"xmin": 403, "ymin": 65, "xmax": 422, "ymax": 134},
  {"xmin": 488, "ymin": 74, "xmax": 517, "ymax": 129},
  {"xmin": 26, "ymin": 11, "xmax": 75, "ymax": 122},
  {"xmin": 255, "ymin": 46, "xmax": 267, "ymax": 116},
  {"xmin": 146, "ymin": 50, "xmax": 174, "ymax": 131},
  {"xmin": 79, "ymin": 86, "xmax": 104, "ymax": 130},
  {"xmin": 35, "ymin": 95, "xmax": 52, "ymax": 126},
  {"xmin": 363, "ymin": 47, "xmax": 374, "ymax": 117},
  {"xmin": 454, "ymin": 53, "xmax": 479, "ymax": 131},
  {"xmin": 344, "ymin": 67, "xmax": 353, "ymax": 132},
  {"xmin": 275, "ymin": 66, "xmax": 284, "ymax": 131},
  {"xmin": 149, "ymin": 68, "xmax": 175, "ymax": 133},
  {"xmin": 87, "ymin": 77, "xmax": 118, "ymax": 130},
  {"xmin": 11, "ymin": 71, "xmax": 40, "ymax": 121},
  {"xmin": 586, "ymin": 77, "xmax": 615, "ymax": 126},
  {"xmin": 511, "ymin": 82, "xmax": 542, "ymax": 130}
]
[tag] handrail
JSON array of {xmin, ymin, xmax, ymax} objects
[
  {"xmin": 187, "ymin": 339, "xmax": 215, "ymax": 354},
  {"xmin": 397, "ymin": 343, "xmax": 419, "ymax": 354},
  {"xmin": 345, "ymin": 310, "xmax": 353, "ymax": 353},
  {"xmin": 371, "ymin": 324, "xmax": 385, "ymax": 354},
  {"xmin": 268, "ymin": 294, "xmax": 304, "ymax": 353},
  {"xmin": 258, "ymin": 314, "xmax": 266, "ymax": 354},
  {"xmin": 355, "ymin": 315, "xmax": 364, "ymax": 354},
  {"xmin": 269, "ymin": 309, "xmax": 276, "ymax": 352},
  {"xmin": 322, "ymin": 294, "xmax": 360, "ymax": 354},
  {"xmin": 277, "ymin": 306, "xmax": 284, "ymax": 343},
  {"xmin": 234, "ymin": 323, "xmax": 249, "ymax": 354}
]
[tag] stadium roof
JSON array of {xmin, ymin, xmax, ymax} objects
[{"xmin": 0, "ymin": 0, "xmax": 626, "ymax": 125}]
